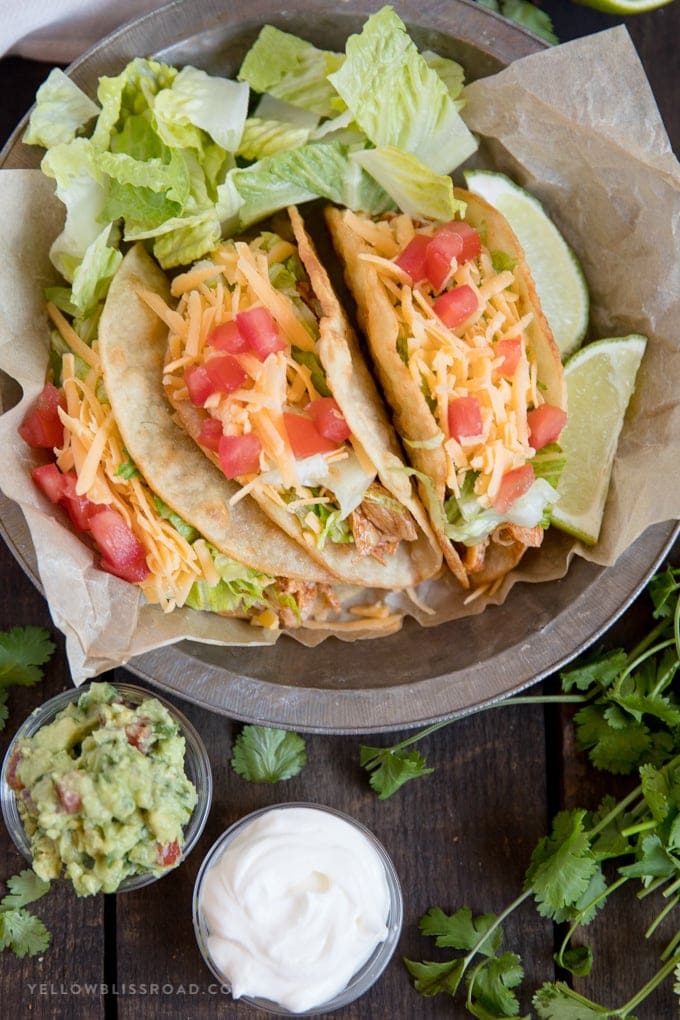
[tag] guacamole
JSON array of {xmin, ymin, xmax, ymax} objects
[{"xmin": 8, "ymin": 682, "xmax": 198, "ymax": 896}]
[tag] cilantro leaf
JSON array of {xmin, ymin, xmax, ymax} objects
[
  {"xmin": 403, "ymin": 955, "xmax": 466, "ymax": 997},
  {"xmin": 649, "ymin": 565, "xmax": 680, "ymax": 620},
  {"xmin": 525, "ymin": 810, "xmax": 600, "ymax": 919},
  {"xmin": 419, "ymin": 906, "xmax": 501, "ymax": 957},
  {"xmin": 0, "ymin": 689, "xmax": 8, "ymax": 732},
  {"xmin": 466, "ymin": 951, "xmax": 525, "ymax": 1018},
  {"xmin": 533, "ymin": 981, "xmax": 616, "ymax": 1019},
  {"xmin": 0, "ymin": 626, "xmax": 55, "ymax": 688},
  {"xmin": 359, "ymin": 744, "xmax": 434, "ymax": 799},
  {"xmin": 560, "ymin": 648, "xmax": 628, "ymax": 694},
  {"xmin": 558, "ymin": 944, "xmax": 593, "ymax": 978},
  {"xmin": 0, "ymin": 909, "xmax": 51, "ymax": 958},
  {"xmin": 618, "ymin": 833, "xmax": 679, "ymax": 885},
  {"xmin": 574, "ymin": 704, "xmax": 652, "ymax": 774},
  {"xmin": 230, "ymin": 724, "xmax": 306, "ymax": 783},
  {"xmin": 1, "ymin": 870, "xmax": 51, "ymax": 911}
]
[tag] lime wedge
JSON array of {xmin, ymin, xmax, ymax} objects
[
  {"xmin": 464, "ymin": 170, "xmax": 589, "ymax": 359},
  {"xmin": 550, "ymin": 335, "xmax": 647, "ymax": 545},
  {"xmin": 574, "ymin": 0, "xmax": 673, "ymax": 12}
]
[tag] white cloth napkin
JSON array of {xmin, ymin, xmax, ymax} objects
[{"xmin": 2, "ymin": 0, "xmax": 165, "ymax": 63}]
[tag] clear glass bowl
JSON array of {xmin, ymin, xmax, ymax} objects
[
  {"xmin": 192, "ymin": 802, "xmax": 404, "ymax": 1015},
  {"xmin": 1, "ymin": 681, "xmax": 212, "ymax": 893}
]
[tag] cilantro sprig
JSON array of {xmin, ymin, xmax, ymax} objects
[
  {"xmin": 0, "ymin": 870, "xmax": 51, "ymax": 958},
  {"xmin": 0, "ymin": 625, "xmax": 55, "ymax": 731},
  {"xmin": 231, "ymin": 724, "xmax": 307, "ymax": 783},
  {"xmin": 401, "ymin": 565, "xmax": 680, "ymax": 1018}
]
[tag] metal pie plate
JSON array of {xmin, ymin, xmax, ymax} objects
[{"xmin": 2, "ymin": 0, "xmax": 677, "ymax": 732}]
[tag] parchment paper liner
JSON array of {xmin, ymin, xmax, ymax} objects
[{"xmin": 1, "ymin": 27, "xmax": 678, "ymax": 682}]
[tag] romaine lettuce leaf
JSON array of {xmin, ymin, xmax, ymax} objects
[
  {"xmin": 327, "ymin": 7, "xmax": 477, "ymax": 175},
  {"xmin": 40, "ymin": 138, "xmax": 109, "ymax": 282},
  {"xmin": 153, "ymin": 65, "xmax": 249, "ymax": 153},
  {"xmin": 351, "ymin": 145, "xmax": 463, "ymax": 221},
  {"xmin": 238, "ymin": 25, "xmax": 343, "ymax": 118},
  {"xmin": 24, "ymin": 68, "xmax": 100, "ymax": 148},
  {"xmin": 69, "ymin": 223, "xmax": 122, "ymax": 318}
]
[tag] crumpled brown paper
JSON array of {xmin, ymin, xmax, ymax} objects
[{"xmin": 1, "ymin": 27, "xmax": 678, "ymax": 682}]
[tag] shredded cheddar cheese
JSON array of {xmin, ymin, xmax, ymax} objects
[
  {"xmin": 354, "ymin": 212, "xmax": 544, "ymax": 509},
  {"xmin": 48, "ymin": 312, "xmax": 215, "ymax": 612}
]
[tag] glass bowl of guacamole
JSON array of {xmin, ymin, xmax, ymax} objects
[{"xmin": 1, "ymin": 681, "xmax": 212, "ymax": 896}]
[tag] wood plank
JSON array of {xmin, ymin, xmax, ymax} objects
[{"xmin": 0, "ymin": 550, "xmax": 107, "ymax": 1019}]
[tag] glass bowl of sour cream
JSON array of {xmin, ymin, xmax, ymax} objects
[
  {"xmin": 1, "ymin": 681, "xmax": 213, "ymax": 895},
  {"xmin": 192, "ymin": 802, "xmax": 404, "ymax": 1015}
]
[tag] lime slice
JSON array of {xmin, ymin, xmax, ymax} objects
[
  {"xmin": 550, "ymin": 335, "xmax": 647, "ymax": 545},
  {"xmin": 464, "ymin": 170, "xmax": 589, "ymax": 359},
  {"xmin": 575, "ymin": 0, "xmax": 673, "ymax": 12}
]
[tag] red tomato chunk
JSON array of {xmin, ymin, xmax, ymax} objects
[
  {"xmin": 204, "ymin": 354, "xmax": 247, "ymax": 395},
  {"xmin": 208, "ymin": 320, "xmax": 248, "ymax": 354},
  {"xmin": 395, "ymin": 234, "xmax": 430, "ymax": 283},
  {"xmin": 493, "ymin": 464, "xmax": 535, "ymax": 514},
  {"xmin": 433, "ymin": 285, "xmax": 478, "ymax": 329},
  {"xmin": 89, "ymin": 508, "xmax": 149, "ymax": 583},
  {"xmin": 448, "ymin": 396, "xmax": 483, "ymax": 441},
  {"xmin": 184, "ymin": 364, "xmax": 213, "ymax": 407},
  {"xmin": 495, "ymin": 337, "xmax": 522, "ymax": 378},
  {"xmin": 425, "ymin": 230, "xmax": 463, "ymax": 290},
  {"xmin": 527, "ymin": 404, "xmax": 568, "ymax": 450},
  {"xmin": 284, "ymin": 412, "xmax": 339, "ymax": 459},
  {"xmin": 218, "ymin": 433, "xmax": 262, "ymax": 478},
  {"xmin": 18, "ymin": 383, "xmax": 65, "ymax": 449},
  {"xmin": 236, "ymin": 306, "xmax": 287, "ymax": 360},
  {"xmin": 156, "ymin": 840, "xmax": 181, "ymax": 868},
  {"xmin": 198, "ymin": 417, "xmax": 223, "ymax": 452},
  {"xmin": 306, "ymin": 398, "xmax": 351, "ymax": 444},
  {"xmin": 438, "ymin": 221, "xmax": 481, "ymax": 264}
]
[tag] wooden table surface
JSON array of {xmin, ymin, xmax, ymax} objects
[{"xmin": 1, "ymin": 3, "xmax": 679, "ymax": 1017}]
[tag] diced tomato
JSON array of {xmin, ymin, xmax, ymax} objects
[
  {"xmin": 527, "ymin": 404, "xmax": 567, "ymax": 450},
  {"xmin": 125, "ymin": 719, "xmax": 153, "ymax": 754},
  {"xmin": 283, "ymin": 412, "xmax": 339, "ymax": 459},
  {"xmin": 18, "ymin": 383, "xmax": 66, "ymax": 450},
  {"xmin": 306, "ymin": 397, "xmax": 351, "ymax": 444},
  {"xmin": 218, "ymin": 433, "xmax": 262, "ymax": 478},
  {"xmin": 184, "ymin": 364, "xmax": 213, "ymax": 407},
  {"xmin": 425, "ymin": 230, "xmax": 463, "ymax": 291},
  {"xmin": 60, "ymin": 476, "xmax": 103, "ymax": 532},
  {"xmin": 493, "ymin": 464, "xmax": 535, "ymax": 514},
  {"xmin": 394, "ymin": 234, "xmax": 430, "ymax": 283},
  {"xmin": 32, "ymin": 464, "xmax": 102, "ymax": 531},
  {"xmin": 204, "ymin": 355, "xmax": 247, "ymax": 395},
  {"xmin": 437, "ymin": 221, "xmax": 481, "ymax": 264},
  {"xmin": 89, "ymin": 508, "xmax": 149, "ymax": 583},
  {"xmin": 236, "ymin": 306, "xmax": 286, "ymax": 360},
  {"xmin": 432, "ymin": 285, "xmax": 478, "ymax": 329},
  {"xmin": 207, "ymin": 320, "xmax": 248, "ymax": 354},
  {"xmin": 198, "ymin": 417, "xmax": 223, "ymax": 452},
  {"xmin": 156, "ymin": 840, "xmax": 181, "ymax": 868},
  {"xmin": 448, "ymin": 396, "xmax": 483, "ymax": 441},
  {"xmin": 32, "ymin": 463, "xmax": 68, "ymax": 504},
  {"xmin": 495, "ymin": 337, "xmax": 522, "ymax": 379},
  {"xmin": 56, "ymin": 779, "xmax": 81, "ymax": 814}
]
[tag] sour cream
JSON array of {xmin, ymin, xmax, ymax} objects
[{"xmin": 197, "ymin": 805, "xmax": 394, "ymax": 1013}]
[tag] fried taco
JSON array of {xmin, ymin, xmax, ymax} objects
[
  {"xmin": 150, "ymin": 205, "xmax": 442, "ymax": 590},
  {"xmin": 325, "ymin": 190, "xmax": 567, "ymax": 589},
  {"xmin": 21, "ymin": 243, "xmax": 387, "ymax": 632}
]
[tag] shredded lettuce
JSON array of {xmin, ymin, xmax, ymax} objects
[
  {"xmin": 237, "ymin": 25, "xmax": 343, "ymax": 118},
  {"xmin": 23, "ymin": 69, "xmax": 100, "ymax": 148},
  {"xmin": 327, "ymin": 7, "xmax": 477, "ymax": 175}
]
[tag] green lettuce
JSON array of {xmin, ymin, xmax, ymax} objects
[
  {"xmin": 23, "ymin": 68, "xmax": 100, "ymax": 148},
  {"xmin": 327, "ymin": 7, "xmax": 477, "ymax": 175},
  {"xmin": 351, "ymin": 145, "xmax": 464, "ymax": 222},
  {"xmin": 237, "ymin": 25, "xmax": 343, "ymax": 118}
]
